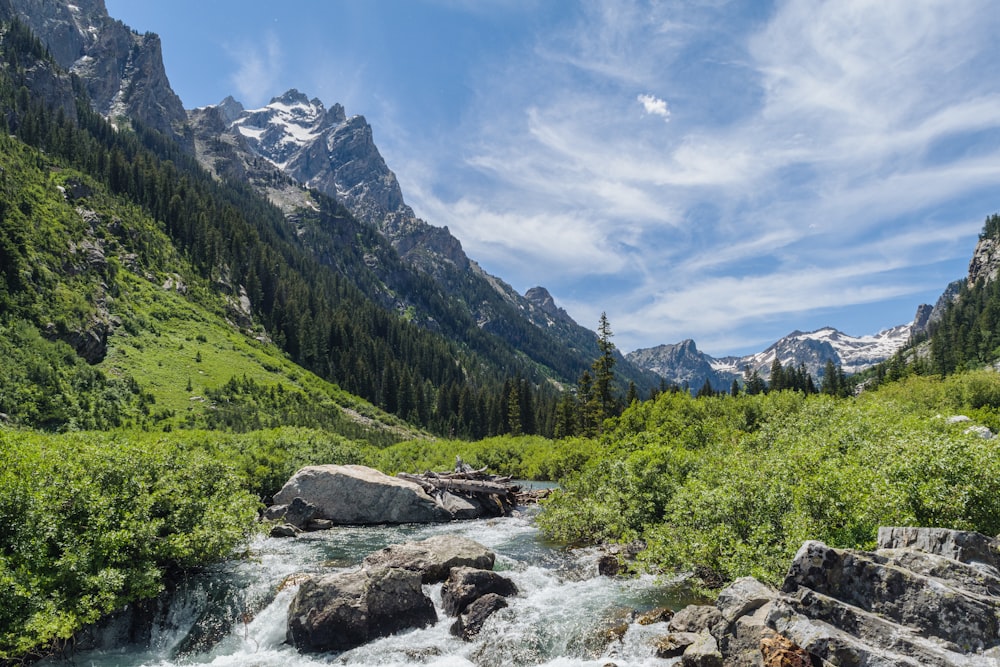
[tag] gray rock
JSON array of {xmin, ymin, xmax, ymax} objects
[
  {"xmin": 362, "ymin": 535, "xmax": 495, "ymax": 584},
  {"xmin": 436, "ymin": 491, "xmax": 482, "ymax": 520},
  {"xmin": 286, "ymin": 566, "xmax": 436, "ymax": 653},
  {"xmin": 965, "ymin": 425, "xmax": 995, "ymax": 439},
  {"xmin": 783, "ymin": 540, "xmax": 1000, "ymax": 651},
  {"xmin": 654, "ymin": 631, "xmax": 700, "ymax": 658},
  {"xmin": 283, "ymin": 497, "xmax": 320, "ymax": 529},
  {"xmin": 449, "ymin": 592, "xmax": 508, "ymax": 641},
  {"xmin": 878, "ymin": 526, "xmax": 1000, "ymax": 573},
  {"xmin": 715, "ymin": 576, "xmax": 777, "ymax": 625},
  {"xmin": 717, "ymin": 603, "xmax": 774, "ymax": 667},
  {"xmin": 668, "ymin": 605, "xmax": 724, "ymax": 634},
  {"xmin": 306, "ymin": 518, "xmax": 334, "ymax": 531},
  {"xmin": 681, "ymin": 631, "xmax": 723, "ymax": 667},
  {"xmin": 273, "ymin": 465, "xmax": 453, "ymax": 524},
  {"xmin": 441, "ymin": 566, "xmax": 517, "ymax": 616},
  {"xmin": 269, "ymin": 524, "xmax": 300, "ymax": 538}
]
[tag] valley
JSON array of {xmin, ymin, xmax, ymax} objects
[{"xmin": 3, "ymin": 1, "xmax": 1000, "ymax": 665}]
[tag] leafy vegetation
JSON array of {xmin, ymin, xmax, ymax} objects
[
  {"xmin": 538, "ymin": 377, "xmax": 1000, "ymax": 587},
  {"xmin": 0, "ymin": 425, "xmax": 372, "ymax": 659}
]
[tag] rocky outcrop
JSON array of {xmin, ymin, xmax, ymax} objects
[
  {"xmin": 362, "ymin": 535, "xmax": 495, "ymax": 584},
  {"xmin": 11, "ymin": 0, "xmax": 192, "ymax": 150},
  {"xmin": 286, "ymin": 566, "xmax": 436, "ymax": 653},
  {"xmin": 968, "ymin": 234, "xmax": 1000, "ymax": 288},
  {"xmin": 664, "ymin": 527, "xmax": 1000, "ymax": 666}
]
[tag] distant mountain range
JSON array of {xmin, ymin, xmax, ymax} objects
[
  {"xmin": 626, "ymin": 323, "xmax": 916, "ymax": 391},
  {"xmin": 625, "ymin": 278, "xmax": 972, "ymax": 391}
]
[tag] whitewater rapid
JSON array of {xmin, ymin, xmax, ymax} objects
[{"xmin": 47, "ymin": 505, "xmax": 692, "ymax": 667}]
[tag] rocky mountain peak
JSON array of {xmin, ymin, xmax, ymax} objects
[
  {"xmin": 271, "ymin": 88, "xmax": 312, "ymax": 107},
  {"xmin": 215, "ymin": 96, "xmax": 245, "ymax": 123},
  {"xmin": 11, "ymin": 0, "xmax": 191, "ymax": 150}
]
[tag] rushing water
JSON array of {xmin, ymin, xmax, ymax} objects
[{"xmin": 48, "ymin": 503, "xmax": 694, "ymax": 667}]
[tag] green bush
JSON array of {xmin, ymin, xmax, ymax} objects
[
  {"xmin": 0, "ymin": 431, "xmax": 259, "ymax": 658},
  {"xmin": 538, "ymin": 386, "xmax": 1000, "ymax": 587}
]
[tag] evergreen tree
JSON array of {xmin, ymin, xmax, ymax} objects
[
  {"xmin": 592, "ymin": 312, "xmax": 619, "ymax": 423},
  {"xmin": 625, "ymin": 380, "xmax": 639, "ymax": 406},
  {"xmin": 769, "ymin": 358, "xmax": 785, "ymax": 391}
]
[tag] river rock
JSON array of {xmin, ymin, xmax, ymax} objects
[
  {"xmin": 681, "ymin": 631, "xmax": 723, "ymax": 666},
  {"xmin": 266, "ymin": 496, "xmax": 320, "ymax": 529},
  {"xmin": 286, "ymin": 566, "xmax": 436, "ymax": 653},
  {"xmin": 450, "ymin": 592, "xmax": 509, "ymax": 640},
  {"xmin": 362, "ymin": 535, "xmax": 495, "ymax": 583},
  {"xmin": 668, "ymin": 605, "xmax": 724, "ymax": 635},
  {"xmin": 670, "ymin": 527, "xmax": 1000, "ymax": 667},
  {"xmin": 654, "ymin": 632, "xmax": 700, "ymax": 658},
  {"xmin": 441, "ymin": 566, "xmax": 518, "ymax": 616},
  {"xmin": 272, "ymin": 464, "xmax": 452, "ymax": 524}
]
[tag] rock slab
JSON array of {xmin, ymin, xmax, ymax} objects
[
  {"xmin": 664, "ymin": 527, "xmax": 1000, "ymax": 666},
  {"xmin": 362, "ymin": 535, "xmax": 495, "ymax": 583}
]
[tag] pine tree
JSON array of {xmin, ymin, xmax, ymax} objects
[{"xmin": 591, "ymin": 312, "xmax": 619, "ymax": 424}]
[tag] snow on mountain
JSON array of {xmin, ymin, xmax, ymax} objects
[
  {"xmin": 232, "ymin": 90, "xmax": 334, "ymax": 170},
  {"xmin": 629, "ymin": 317, "xmax": 921, "ymax": 392}
]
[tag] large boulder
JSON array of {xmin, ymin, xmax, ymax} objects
[
  {"xmin": 286, "ymin": 566, "xmax": 436, "ymax": 653},
  {"xmin": 362, "ymin": 535, "xmax": 495, "ymax": 583},
  {"xmin": 272, "ymin": 465, "xmax": 452, "ymax": 524}
]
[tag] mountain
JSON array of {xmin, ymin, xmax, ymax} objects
[
  {"xmin": 1, "ymin": 0, "xmax": 656, "ymax": 441},
  {"xmin": 186, "ymin": 89, "xmax": 658, "ymax": 393},
  {"xmin": 9, "ymin": 0, "xmax": 191, "ymax": 150},
  {"xmin": 628, "ymin": 319, "xmax": 921, "ymax": 392}
]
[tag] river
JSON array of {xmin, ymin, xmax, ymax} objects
[{"xmin": 48, "ymin": 503, "xmax": 694, "ymax": 667}]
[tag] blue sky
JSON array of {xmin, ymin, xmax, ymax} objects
[{"xmin": 104, "ymin": 0, "xmax": 1000, "ymax": 356}]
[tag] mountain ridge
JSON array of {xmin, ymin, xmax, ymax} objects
[{"xmin": 628, "ymin": 318, "xmax": 924, "ymax": 391}]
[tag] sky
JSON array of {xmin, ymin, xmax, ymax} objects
[{"xmin": 103, "ymin": 0, "xmax": 1000, "ymax": 356}]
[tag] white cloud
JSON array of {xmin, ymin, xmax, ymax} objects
[{"xmin": 637, "ymin": 93, "xmax": 670, "ymax": 120}]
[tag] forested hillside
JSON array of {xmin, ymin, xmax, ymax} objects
[{"xmin": 0, "ymin": 6, "xmax": 614, "ymax": 439}]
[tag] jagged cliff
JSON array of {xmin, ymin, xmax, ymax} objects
[{"xmin": 10, "ymin": 0, "xmax": 191, "ymax": 149}]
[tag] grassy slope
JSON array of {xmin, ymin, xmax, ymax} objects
[{"xmin": 0, "ymin": 133, "xmax": 416, "ymax": 441}]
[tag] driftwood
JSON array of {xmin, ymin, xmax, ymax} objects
[{"xmin": 396, "ymin": 460, "xmax": 553, "ymax": 517}]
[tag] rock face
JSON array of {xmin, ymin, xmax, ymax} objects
[
  {"xmin": 362, "ymin": 535, "xmax": 495, "ymax": 584},
  {"xmin": 666, "ymin": 527, "xmax": 1000, "ymax": 666},
  {"xmin": 11, "ymin": 0, "xmax": 192, "ymax": 150},
  {"xmin": 286, "ymin": 567, "xmax": 436, "ymax": 653},
  {"xmin": 272, "ymin": 465, "xmax": 452, "ymax": 525}
]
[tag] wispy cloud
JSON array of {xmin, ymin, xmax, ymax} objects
[
  {"xmin": 401, "ymin": 0, "xmax": 1000, "ymax": 353},
  {"xmin": 225, "ymin": 31, "xmax": 282, "ymax": 107}
]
